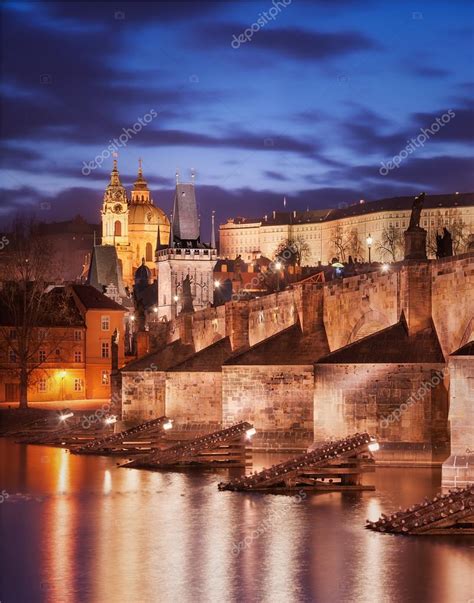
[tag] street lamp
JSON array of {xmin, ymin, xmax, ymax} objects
[
  {"xmin": 58, "ymin": 370, "xmax": 66, "ymax": 401},
  {"xmin": 275, "ymin": 261, "xmax": 282, "ymax": 291},
  {"xmin": 366, "ymin": 234, "xmax": 373, "ymax": 264},
  {"xmin": 214, "ymin": 280, "xmax": 220, "ymax": 289}
]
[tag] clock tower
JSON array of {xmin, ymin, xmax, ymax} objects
[{"xmin": 101, "ymin": 158, "xmax": 129, "ymax": 246}]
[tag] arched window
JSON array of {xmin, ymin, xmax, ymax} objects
[
  {"xmin": 114, "ymin": 220, "xmax": 121, "ymax": 236},
  {"xmin": 145, "ymin": 242, "xmax": 153, "ymax": 262}
]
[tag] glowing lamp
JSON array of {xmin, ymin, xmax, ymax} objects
[
  {"xmin": 163, "ymin": 420, "xmax": 173, "ymax": 431},
  {"xmin": 368, "ymin": 441, "xmax": 380, "ymax": 452},
  {"xmin": 214, "ymin": 280, "xmax": 220, "ymax": 288},
  {"xmin": 59, "ymin": 411, "xmax": 74, "ymax": 421},
  {"xmin": 246, "ymin": 427, "xmax": 257, "ymax": 439},
  {"xmin": 130, "ymin": 315, "xmax": 135, "ymax": 322},
  {"xmin": 382, "ymin": 264, "xmax": 390, "ymax": 272},
  {"xmin": 366, "ymin": 234, "xmax": 373, "ymax": 247},
  {"xmin": 275, "ymin": 261, "xmax": 282, "ymax": 270},
  {"xmin": 153, "ymin": 306, "xmax": 158, "ymax": 313},
  {"xmin": 104, "ymin": 415, "xmax": 117, "ymax": 425},
  {"xmin": 173, "ymin": 295, "xmax": 179, "ymax": 302},
  {"xmin": 58, "ymin": 370, "xmax": 67, "ymax": 379}
]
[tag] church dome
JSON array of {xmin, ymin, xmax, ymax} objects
[
  {"xmin": 134, "ymin": 259, "xmax": 152, "ymax": 287},
  {"xmin": 128, "ymin": 203, "xmax": 168, "ymax": 226}
]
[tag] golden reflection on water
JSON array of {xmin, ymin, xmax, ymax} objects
[{"xmin": 1, "ymin": 440, "xmax": 473, "ymax": 603}]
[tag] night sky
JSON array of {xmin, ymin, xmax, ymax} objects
[{"xmin": 1, "ymin": 0, "xmax": 473, "ymax": 239}]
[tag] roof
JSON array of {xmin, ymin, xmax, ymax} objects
[
  {"xmin": 225, "ymin": 323, "xmax": 330, "ymax": 365},
  {"xmin": 317, "ymin": 317, "xmax": 445, "ymax": 364},
  {"xmin": 122, "ymin": 339, "xmax": 195, "ymax": 372},
  {"xmin": 222, "ymin": 192, "xmax": 474, "ymax": 228},
  {"xmin": 173, "ymin": 183, "xmax": 200, "ymax": 242},
  {"xmin": 71, "ymin": 284, "xmax": 127, "ymax": 311},
  {"xmin": 87, "ymin": 245, "xmax": 127, "ymax": 298},
  {"xmin": 451, "ymin": 340, "xmax": 474, "ymax": 356},
  {"xmin": 170, "ymin": 337, "xmax": 234, "ymax": 371}
]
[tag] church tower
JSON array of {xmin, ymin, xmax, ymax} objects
[
  {"xmin": 157, "ymin": 171, "xmax": 217, "ymax": 320},
  {"xmin": 101, "ymin": 158, "xmax": 129, "ymax": 246}
]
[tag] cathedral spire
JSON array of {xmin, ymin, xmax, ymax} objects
[{"xmin": 109, "ymin": 155, "xmax": 122, "ymax": 188}]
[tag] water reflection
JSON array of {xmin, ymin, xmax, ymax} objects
[{"xmin": 0, "ymin": 439, "xmax": 472, "ymax": 603}]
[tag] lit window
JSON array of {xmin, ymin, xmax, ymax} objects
[
  {"xmin": 101, "ymin": 370, "xmax": 110, "ymax": 385},
  {"xmin": 38, "ymin": 378, "xmax": 47, "ymax": 392},
  {"xmin": 74, "ymin": 351, "xmax": 82, "ymax": 362},
  {"xmin": 101, "ymin": 316, "xmax": 110, "ymax": 331},
  {"xmin": 39, "ymin": 349, "xmax": 47, "ymax": 362},
  {"xmin": 101, "ymin": 342, "xmax": 110, "ymax": 358},
  {"xmin": 8, "ymin": 349, "xmax": 16, "ymax": 362},
  {"xmin": 74, "ymin": 330, "xmax": 82, "ymax": 341},
  {"xmin": 74, "ymin": 378, "xmax": 84, "ymax": 392}
]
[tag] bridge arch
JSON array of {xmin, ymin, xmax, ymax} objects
[{"xmin": 347, "ymin": 309, "xmax": 391, "ymax": 345}]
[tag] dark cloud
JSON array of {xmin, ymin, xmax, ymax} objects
[
  {"xmin": 200, "ymin": 25, "xmax": 381, "ymax": 60},
  {"xmin": 410, "ymin": 66, "xmax": 451, "ymax": 78}
]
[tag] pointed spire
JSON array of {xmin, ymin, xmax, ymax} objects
[
  {"xmin": 191, "ymin": 168, "xmax": 195, "ymax": 183},
  {"xmin": 132, "ymin": 157, "xmax": 150, "ymax": 203},
  {"xmin": 175, "ymin": 169, "xmax": 179, "ymax": 185},
  {"xmin": 109, "ymin": 153, "xmax": 122, "ymax": 188},
  {"xmin": 283, "ymin": 196, "xmax": 287, "ymax": 208},
  {"xmin": 210, "ymin": 210, "xmax": 216, "ymax": 249}
]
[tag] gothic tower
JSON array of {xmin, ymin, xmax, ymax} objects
[{"xmin": 157, "ymin": 172, "xmax": 217, "ymax": 320}]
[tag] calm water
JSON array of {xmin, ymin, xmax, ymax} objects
[{"xmin": 0, "ymin": 439, "xmax": 473, "ymax": 603}]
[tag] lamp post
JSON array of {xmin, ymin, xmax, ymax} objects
[
  {"xmin": 366, "ymin": 234, "xmax": 373, "ymax": 264},
  {"xmin": 59, "ymin": 370, "xmax": 66, "ymax": 401},
  {"xmin": 275, "ymin": 261, "xmax": 282, "ymax": 291}
]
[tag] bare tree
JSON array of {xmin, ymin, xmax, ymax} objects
[
  {"xmin": 329, "ymin": 225, "xmax": 350, "ymax": 262},
  {"xmin": 347, "ymin": 229, "xmax": 363, "ymax": 260},
  {"xmin": 377, "ymin": 226, "xmax": 404, "ymax": 261},
  {"xmin": 0, "ymin": 218, "xmax": 77, "ymax": 408},
  {"xmin": 275, "ymin": 237, "xmax": 310, "ymax": 267},
  {"xmin": 451, "ymin": 218, "xmax": 468, "ymax": 254}
]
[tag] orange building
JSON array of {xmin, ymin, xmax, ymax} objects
[{"xmin": 0, "ymin": 284, "xmax": 126, "ymax": 403}]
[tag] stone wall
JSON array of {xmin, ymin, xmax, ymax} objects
[
  {"xmin": 247, "ymin": 289, "xmax": 297, "ymax": 346},
  {"xmin": 323, "ymin": 270, "xmax": 399, "ymax": 351},
  {"xmin": 165, "ymin": 371, "xmax": 222, "ymax": 424},
  {"xmin": 222, "ymin": 365, "xmax": 314, "ymax": 431},
  {"xmin": 313, "ymin": 363, "xmax": 449, "ymax": 464},
  {"xmin": 432, "ymin": 253, "xmax": 474, "ymax": 356},
  {"xmin": 122, "ymin": 371, "xmax": 166, "ymax": 421}
]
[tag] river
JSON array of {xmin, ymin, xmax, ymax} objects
[{"xmin": 0, "ymin": 439, "xmax": 472, "ymax": 603}]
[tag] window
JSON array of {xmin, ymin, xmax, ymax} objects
[
  {"xmin": 101, "ymin": 315, "xmax": 110, "ymax": 331},
  {"xmin": 74, "ymin": 330, "xmax": 82, "ymax": 341},
  {"xmin": 38, "ymin": 378, "xmax": 47, "ymax": 392},
  {"xmin": 74, "ymin": 378, "xmax": 84, "ymax": 392},
  {"xmin": 101, "ymin": 342, "xmax": 110, "ymax": 358},
  {"xmin": 8, "ymin": 349, "xmax": 16, "ymax": 362},
  {"xmin": 74, "ymin": 351, "xmax": 82, "ymax": 362},
  {"xmin": 114, "ymin": 220, "xmax": 121, "ymax": 236},
  {"xmin": 101, "ymin": 370, "xmax": 110, "ymax": 385},
  {"xmin": 146, "ymin": 242, "xmax": 153, "ymax": 262},
  {"xmin": 39, "ymin": 349, "xmax": 47, "ymax": 362}
]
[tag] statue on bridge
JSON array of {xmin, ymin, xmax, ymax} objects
[
  {"xmin": 181, "ymin": 274, "xmax": 195, "ymax": 314},
  {"xmin": 436, "ymin": 227, "xmax": 453, "ymax": 258},
  {"xmin": 404, "ymin": 192, "xmax": 428, "ymax": 260},
  {"xmin": 408, "ymin": 192, "xmax": 425, "ymax": 230}
]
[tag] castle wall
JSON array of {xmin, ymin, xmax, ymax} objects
[
  {"xmin": 314, "ymin": 363, "xmax": 449, "ymax": 464},
  {"xmin": 222, "ymin": 365, "xmax": 314, "ymax": 431}
]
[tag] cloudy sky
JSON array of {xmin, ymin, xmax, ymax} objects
[{"xmin": 1, "ymin": 0, "xmax": 473, "ymax": 238}]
